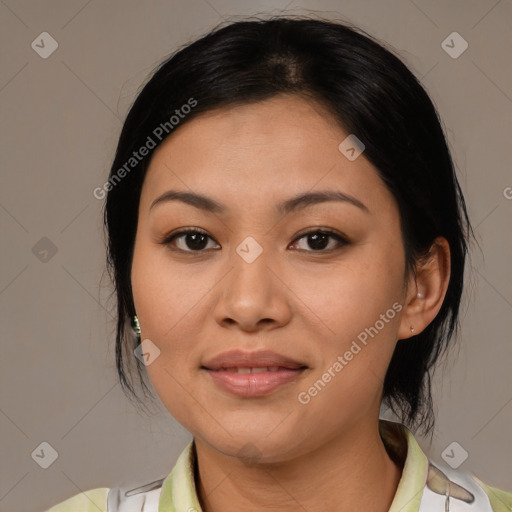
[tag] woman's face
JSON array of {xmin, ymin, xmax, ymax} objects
[{"xmin": 131, "ymin": 94, "xmax": 411, "ymax": 463}]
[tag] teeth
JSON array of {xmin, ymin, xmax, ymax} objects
[
  {"xmin": 232, "ymin": 367, "xmax": 273, "ymax": 373},
  {"xmin": 214, "ymin": 367, "xmax": 293, "ymax": 373},
  {"xmin": 250, "ymin": 367, "xmax": 268, "ymax": 373}
]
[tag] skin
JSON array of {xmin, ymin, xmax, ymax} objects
[{"xmin": 130, "ymin": 94, "xmax": 451, "ymax": 512}]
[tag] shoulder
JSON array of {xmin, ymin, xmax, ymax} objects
[
  {"xmin": 44, "ymin": 487, "xmax": 109, "ymax": 512},
  {"xmin": 420, "ymin": 461, "xmax": 512, "ymax": 512},
  {"xmin": 44, "ymin": 442, "xmax": 194, "ymax": 512},
  {"xmin": 46, "ymin": 477, "xmax": 166, "ymax": 512},
  {"xmin": 381, "ymin": 420, "xmax": 511, "ymax": 512},
  {"xmin": 474, "ymin": 476, "xmax": 512, "ymax": 512}
]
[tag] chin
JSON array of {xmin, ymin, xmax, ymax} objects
[{"xmin": 194, "ymin": 419, "xmax": 310, "ymax": 465}]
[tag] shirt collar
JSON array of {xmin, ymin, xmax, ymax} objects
[
  {"xmin": 384, "ymin": 420, "xmax": 429, "ymax": 512},
  {"xmin": 158, "ymin": 419, "xmax": 429, "ymax": 512}
]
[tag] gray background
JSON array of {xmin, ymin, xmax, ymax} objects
[{"xmin": 0, "ymin": 1, "xmax": 511, "ymax": 511}]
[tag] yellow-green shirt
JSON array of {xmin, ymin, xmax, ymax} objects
[{"xmin": 45, "ymin": 420, "xmax": 512, "ymax": 511}]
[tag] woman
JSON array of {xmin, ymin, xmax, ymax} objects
[{"xmin": 46, "ymin": 16, "xmax": 511, "ymax": 512}]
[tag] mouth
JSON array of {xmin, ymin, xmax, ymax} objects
[
  {"xmin": 201, "ymin": 350, "xmax": 308, "ymax": 398},
  {"xmin": 208, "ymin": 366, "xmax": 299, "ymax": 373}
]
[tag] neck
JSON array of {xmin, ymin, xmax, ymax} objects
[{"xmin": 194, "ymin": 420, "xmax": 403, "ymax": 512}]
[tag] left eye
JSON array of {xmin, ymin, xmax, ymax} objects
[{"xmin": 290, "ymin": 230, "xmax": 348, "ymax": 252}]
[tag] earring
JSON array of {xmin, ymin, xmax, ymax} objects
[
  {"xmin": 410, "ymin": 326, "xmax": 415, "ymax": 334},
  {"xmin": 417, "ymin": 291, "xmax": 424, "ymax": 299},
  {"xmin": 132, "ymin": 315, "xmax": 141, "ymax": 342}
]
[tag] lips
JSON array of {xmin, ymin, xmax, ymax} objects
[
  {"xmin": 202, "ymin": 350, "xmax": 308, "ymax": 398},
  {"xmin": 202, "ymin": 349, "xmax": 307, "ymax": 371}
]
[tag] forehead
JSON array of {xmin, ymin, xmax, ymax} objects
[{"xmin": 140, "ymin": 95, "xmax": 395, "ymax": 217}]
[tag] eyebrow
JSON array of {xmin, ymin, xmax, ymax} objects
[{"xmin": 149, "ymin": 189, "xmax": 369, "ymax": 215}]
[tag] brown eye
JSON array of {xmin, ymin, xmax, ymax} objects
[
  {"xmin": 161, "ymin": 229, "xmax": 220, "ymax": 252},
  {"xmin": 290, "ymin": 229, "xmax": 349, "ymax": 252}
]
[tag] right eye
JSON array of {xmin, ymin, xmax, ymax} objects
[{"xmin": 160, "ymin": 228, "xmax": 221, "ymax": 253}]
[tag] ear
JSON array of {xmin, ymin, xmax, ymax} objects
[{"xmin": 397, "ymin": 237, "xmax": 451, "ymax": 340}]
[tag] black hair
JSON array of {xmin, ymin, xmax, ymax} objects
[{"xmin": 103, "ymin": 16, "xmax": 472, "ymax": 434}]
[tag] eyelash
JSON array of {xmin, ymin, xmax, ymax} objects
[{"xmin": 159, "ymin": 227, "xmax": 350, "ymax": 254}]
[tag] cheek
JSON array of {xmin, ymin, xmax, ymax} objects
[
  {"xmin": 131, "ymin": 238, "xmax": 205, "ymax": 342},
  {"xmin": 290, "ymin": 244, "xmax": 405, "ymax": 406},
  {"xmin": 130, "ymin": 238, "xmax": 219, "ymax": 419},
  {"xmin": 144, "ymin": 356, "xmax": 208, "ymax": 437},
  {"xmin": 291, "ymin": 244, "xmax": 405, "ymax": 342}
]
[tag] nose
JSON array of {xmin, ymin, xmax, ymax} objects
[{"xmin": 212, "ymin": 243, "xmax": 292, "ymax": 333}]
